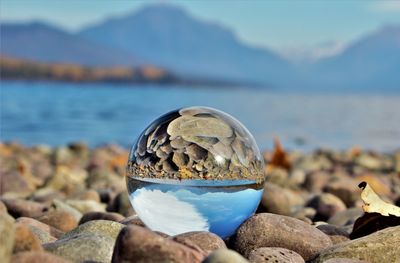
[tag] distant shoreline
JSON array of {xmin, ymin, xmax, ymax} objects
[{"xmin": 0, "ymin": 56, "xmax": 259, "ymax": 88}]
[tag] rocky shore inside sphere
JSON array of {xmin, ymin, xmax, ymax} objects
[{"xmin": 1, "ymin": 141, "xmax": 400, "ymax": 263}]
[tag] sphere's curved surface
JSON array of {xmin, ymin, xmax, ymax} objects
[
  {"xmin": 126, "ymin": 107, "xmax": 265, "ymax": 238},
  {"xmin": 127, "ymin": 106, "xmax": 264, "ymax": 182}
]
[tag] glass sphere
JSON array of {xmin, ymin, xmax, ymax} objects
[{"xmin": 126, "ymin": 106, "xmax": 264, "ymax": 238}]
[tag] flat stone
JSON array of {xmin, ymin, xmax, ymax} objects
[
  {"xmin": 234, "ymin": 213, "xmax": 332, "ymax": 261},
  {"xmin": 111, "ymin": 225, "xmax": 206, "ymax": 263},
  {"xmin": 313, "ymin": 226, "xmax": 400, "ymax": 262},
  {"xmin": 248, "ymin": 247, "xmax": 305, "ymax": 263}
]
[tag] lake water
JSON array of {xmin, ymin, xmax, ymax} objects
[{"xmin": 1, "ymin": 81, "xmax": 399, "ymax": 152}]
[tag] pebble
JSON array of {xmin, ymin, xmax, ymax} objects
[
  {"xmin": 27, "ymin": 225, "xmax": 57, "ymax": 244},
  {"xmin": 2, "ymin": 144, "xmax": 399, "ymax": 263},
  {"xmin": 112, "ymin": 225, "xmax": 206, "ymax": 263},
  {"xmin": 107, "ymin": 191, "xmax": 135, "ymax": 216},
  {"xmin": 65, "ymin": 199, "xmax": 106, "ymax": 214},
  {"xmin": 11, "ymin": 251, "xmax": 69, "ymax": 263},
  {"xmin": 316, "ymin": 224, "xmax": 350, "ymax": 245},
  {"xmin": 234, "ymin": 213, "xmax": 332, "ymax": 261},
  {"xmin": 0, "ymin": 171, "xmax": 34, "ymax": 195},
  {"xmin": 13, "ymin": 223, "xmax": 43, "ymax": 253},
  {"xmin": 173, "ymin": 231, "xmax": 227, "ymax": 254},
  {"xmin": 323, "ymin": 179, "xmax": 360, "ymax": 207},
  {"xmin": 86, "ymin": 169, "xmax": 125, "ymax": 193},
  {"xmin": 0, "ymin": 201, "xmax": 6, "ymax": 213},
  {"xmin": 44, "ymin": 232, "xmax": 115, "ymax": 263},
  {"xmin": 261, "ymin": 183, "xmax": 292, "ymax": 215},
  {"xmin": 62, "ymin": 219, "xmax": 124, "ymax": 240},
  {"xmin": 44, "ymin": 165, "xmax": 87, "ymax": 194},
  {"xmin": 1, "ymin": 198, "xmax": 48, "ymax": 218},
  {"xmin": 264, "ymin": 168, "xmax": 289, "ymax": 187},
  {"xmin": 0, "ymin": 211, "xmax": 15, "ymax": 263},
  {"xmin": 248, "ymin": 247, "xmax": 305, "ymax": 263},
  {"xmin": 30, "ymin": 188, "xmax": 66, "ymax": 203},
  {"xmin": 327, "ymin": 208, "xmax": 363, "ymax": 227},
  {"xmin": 79, "ymin": 211, "xmax": 125, "ymax": 224},
  {"xmin": 16, "ymin": 217, "xmax": 64, "ymax": 239},
  {"xmin": 120, "ymin": 214, "xmax": 145, "ymax": 227},
  {"xmin": 303, "ymin": 171, "xmax": 330, "ymax": 193},
  {"xmin": 202, "ymin": 249, "xmax": 248, "ymax": 263},
  {"xmin": 307, "ymin": 193, "xmax": 347, "ymax": 221},
  {"xmin": 51, "ymin": 199, "xmax": 83, "ymax": 222},
  {"xmin": 73, "ymin": 189, "xmax": 101, "ymax": 202},
  {"xmin": 34, "ymin": 210, "xmax": 78, "ymax": 232},
  {"xmin": 313, "ymin": 226, "xmax": 400, "ymax": 262}
]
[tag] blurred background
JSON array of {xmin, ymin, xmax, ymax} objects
[{"xmin": 1, "ymin": 0, "xmax": 399, "ymax": 152}]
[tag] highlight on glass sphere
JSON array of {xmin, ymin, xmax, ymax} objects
[{"xmin": 126, "ymin": 106, "xmax": 265, "ymax": 238}]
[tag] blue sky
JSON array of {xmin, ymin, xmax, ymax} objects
[{"xmin": 2, "ymin": 0, "xmax": 400, "ymax": 53}]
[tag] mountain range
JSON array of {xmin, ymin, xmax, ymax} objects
[{"xmin": 1, "ymin": 4, "xmax": 399, "ymax": 90}]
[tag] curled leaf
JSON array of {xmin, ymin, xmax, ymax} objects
[
  {"xmin": 358, "ymin": 181, "xmax": 400, "ymax": 217},
  {"xmin": 268, "ymin": 137, "xmax": 291, "ymax": 171}
]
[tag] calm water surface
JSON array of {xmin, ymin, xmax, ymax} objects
[{"xmin": 1, "ymin": 81, "xmax": 399, "ymax": 151}]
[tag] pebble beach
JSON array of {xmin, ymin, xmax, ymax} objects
[{"xmin": 1, "ymin": 141, "xmax": 400, "ymax": 263}]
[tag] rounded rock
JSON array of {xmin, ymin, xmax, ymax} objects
[
  {"xmin": 16, "ymin": 217, "xmax": 63, "ymax": 239},
  {"xmin": 307, "ymin": 193, "xmax": 347, "ymax": 221},
  {"xmin": 261, "ymin": 184, "xmax": 291, "ymax": 215},
  {"xmin": 44, "ymin": 232, "xmax": 115, "ymax": 263},
  {"xmin": 13, "ymin": 223, "xmax": 43, "ymax": 253},
  {"xmin": 34, "ymin": 210, "xmax": 78, "ymax": 232},
  {"xmin": 316, "ymin": 224, "xmax": 350, "ymax": 245},
  {"xmin": 313, "ymin": 226, "xmax": 400, "ymax": 262},
  {"xmin": 111, "ymin": 225, "xmax": 206, "ymax": 263},
  {"xmin": 1, "ymin": 198, "xmax": 48, "ymax": 218},
  {"xmin": 62, "ymin": 219, "xmax": 124, "ymax": 240},
  {"xmin": 234, "ymin": 213, "xmax": 332, "ymax": 261}
]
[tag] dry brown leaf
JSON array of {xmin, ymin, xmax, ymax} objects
[
  {"xmin": 268, "ymin": 137, "xmax": 291, "ymax": 171},
  {"xmin": 358, "ymin": 181, "xmax": 400, "ymax": 216}
]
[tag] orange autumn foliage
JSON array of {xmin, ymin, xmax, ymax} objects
[{"xmin": 268, "ymin": 137, "xmax": 291, "ymax": 171}]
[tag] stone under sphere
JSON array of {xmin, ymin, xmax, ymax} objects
[{"xmin": 126, "ymin": 106, "xmax": 265, "ymax": 238}]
